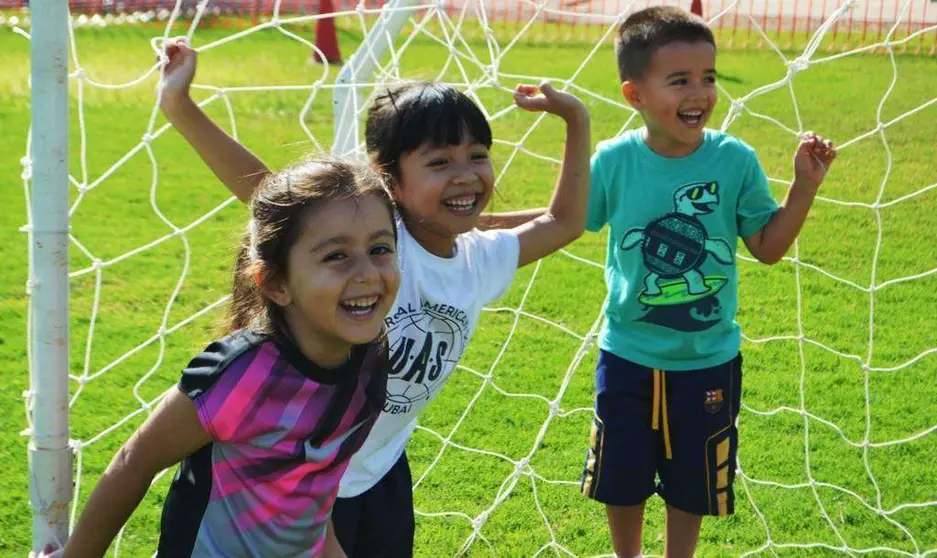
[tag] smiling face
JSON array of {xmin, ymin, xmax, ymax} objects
[
  {"xmin": 265, "ymin": 195, "xmax": 400, "ymax": 366},
  {"xmin": 364, "ymin": 82, "xmax": 495, "ymax": 258},
  {"xmin": 623, "ymin": 40, "xmax": 718, "ymax": 158},
  {"xmin": 393, "ymin": 135, "xmax": 495, "ymax": 257}
]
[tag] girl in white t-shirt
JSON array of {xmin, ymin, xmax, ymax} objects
[{"xmin": 158, "ymin": 37, "xmax": 590, "ymax": 557}]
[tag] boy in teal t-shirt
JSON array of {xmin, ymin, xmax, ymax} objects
[{"xmin": 579, "ymin": 7, "xmax": 837, "ymax": 558}]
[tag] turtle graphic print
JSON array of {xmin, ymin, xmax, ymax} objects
[{"xmin": 620, "ymin": 181, "xmax": 734, "ymax": 332}]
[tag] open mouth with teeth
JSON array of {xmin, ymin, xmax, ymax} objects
[
  {"xmin": 339, "ymin": 295, "xmax": 382, "ymax": 321},
  {"xmin": 678, "ymin": 109, "xmax": 706, "ymax": 127},
  {"xmin": 442, "ymin": 193, "xmax": 480, "ymax": 216}
]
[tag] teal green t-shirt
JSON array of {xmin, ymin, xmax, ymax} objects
[{"xmin": 587, "ymin": 128, "xmax": 779, "ymax": 371}]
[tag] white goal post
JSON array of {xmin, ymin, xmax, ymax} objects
[
  {"xmin": 332, "ymin": 0, "xmax": 421, "ymax": 157},
  {"xmin": 27, "ymin": 0, "xmax": 73, "ymax": 551}
]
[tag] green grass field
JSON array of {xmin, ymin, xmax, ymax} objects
[{"xmin": 1, "ymin": 15, "xmax": 936, "ymax": 557}]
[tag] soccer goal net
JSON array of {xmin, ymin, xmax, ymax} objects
[{"xmin": 21, "ymin": 0, "xmax": 936, "ymax": 555}]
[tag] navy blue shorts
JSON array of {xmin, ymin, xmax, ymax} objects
[
  {"xmin": 580, "ymin": 350, "xmax": 742, "ymax": 516},
  {"xmin": 332, "ymin": 453, "xmax": 414, "ymax": 557}
]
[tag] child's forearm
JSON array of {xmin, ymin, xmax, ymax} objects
[
  {"xmin": 547, "ymin": 110, "xmax": 591, "ymax": 233},
  {"xmin": 750, "ymin": 179, "xmax": 818, "ymax": 264},
  {"xmin": 62, "ymin": 450, "xmax": 155, "ymax": 557},
  {"xmin": 161, "ymin": 96, "xmax": 270, "ymax": 203},
  {"xmin": 514, "ymin": 107, "xmax": 591, "ymax": 267},
  {"xmin": 477, "ymin": 208, "xmax": 546, "ymax": 230}
]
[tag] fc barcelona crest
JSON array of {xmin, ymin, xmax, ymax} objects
[{"xmin": 704, "ymin": 389, "xmax": 724, "ymax": 414}]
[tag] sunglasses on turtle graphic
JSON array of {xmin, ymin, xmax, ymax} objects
[{"xmin": 686, "ymin": 182, "xmax": 718, "ymax": 201}]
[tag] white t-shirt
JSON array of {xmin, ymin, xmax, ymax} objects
[{"xmin": 338, "ymin": 218, "xmax": 520, "ymax": 498}]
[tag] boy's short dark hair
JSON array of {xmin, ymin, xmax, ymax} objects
[{"xmin": 615, "ymin": 6, "xmax": 715, "ymax": 83}]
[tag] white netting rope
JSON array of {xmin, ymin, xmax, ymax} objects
[{"xmin": 20, "ymin": 0, "xmax": 937, "ymax": 555}]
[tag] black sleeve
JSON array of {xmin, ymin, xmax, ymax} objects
[{"xmin": 177, "ymin": 330, "xmax": 264, "ymax": 399}]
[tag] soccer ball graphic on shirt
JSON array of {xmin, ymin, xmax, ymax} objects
[{"xmin": 382, "ymin": 300, "xmax": 469, "ymax": 415}]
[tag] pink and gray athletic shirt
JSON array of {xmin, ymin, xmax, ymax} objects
[{"xmin": 157, "ymin": 330, "xmax": 388, "ymax": 557}]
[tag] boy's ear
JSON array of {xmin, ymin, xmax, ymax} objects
[
  {"xmin": 256, "ymin": 264, "xmax": 291, "ymax": 308},
  {"xmin": 621, "ymin": 80, "xmax": 644, "ymax": 110}
]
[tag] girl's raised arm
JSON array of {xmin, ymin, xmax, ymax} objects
[
  {"xmin": 62, "ymin": 389, "xmax": 210, "ymax": 557},
  {"xmin": 159, "ymin": 38, "xmax": 270, "ymax": 203},
  {"xmin": 511, "ymin": 83, "xmax": 591, "ymax": 267}
]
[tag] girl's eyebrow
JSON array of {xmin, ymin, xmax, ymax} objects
[
  {"xmin": 415, "ymin": 142, "xmax": 487, "ymax": 159},
  {"xmin": 417, "ymin": 144, "xmax": 445, "ymax": 156},
  {"xmin": 311, "ymin": 229, "xmax": 396, "ymax": 253}
]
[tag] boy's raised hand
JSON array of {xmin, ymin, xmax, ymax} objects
[
  {"xmin": 158, "ymin": 37, "xmax": 197, "ymax": 111},
  {"xmin": 793, "ymin": 131, "xmax": 837, "ymax": 190},
  {"xmin": 513, "ymin": 82, "xmax": 587, "ymax": 122}
]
